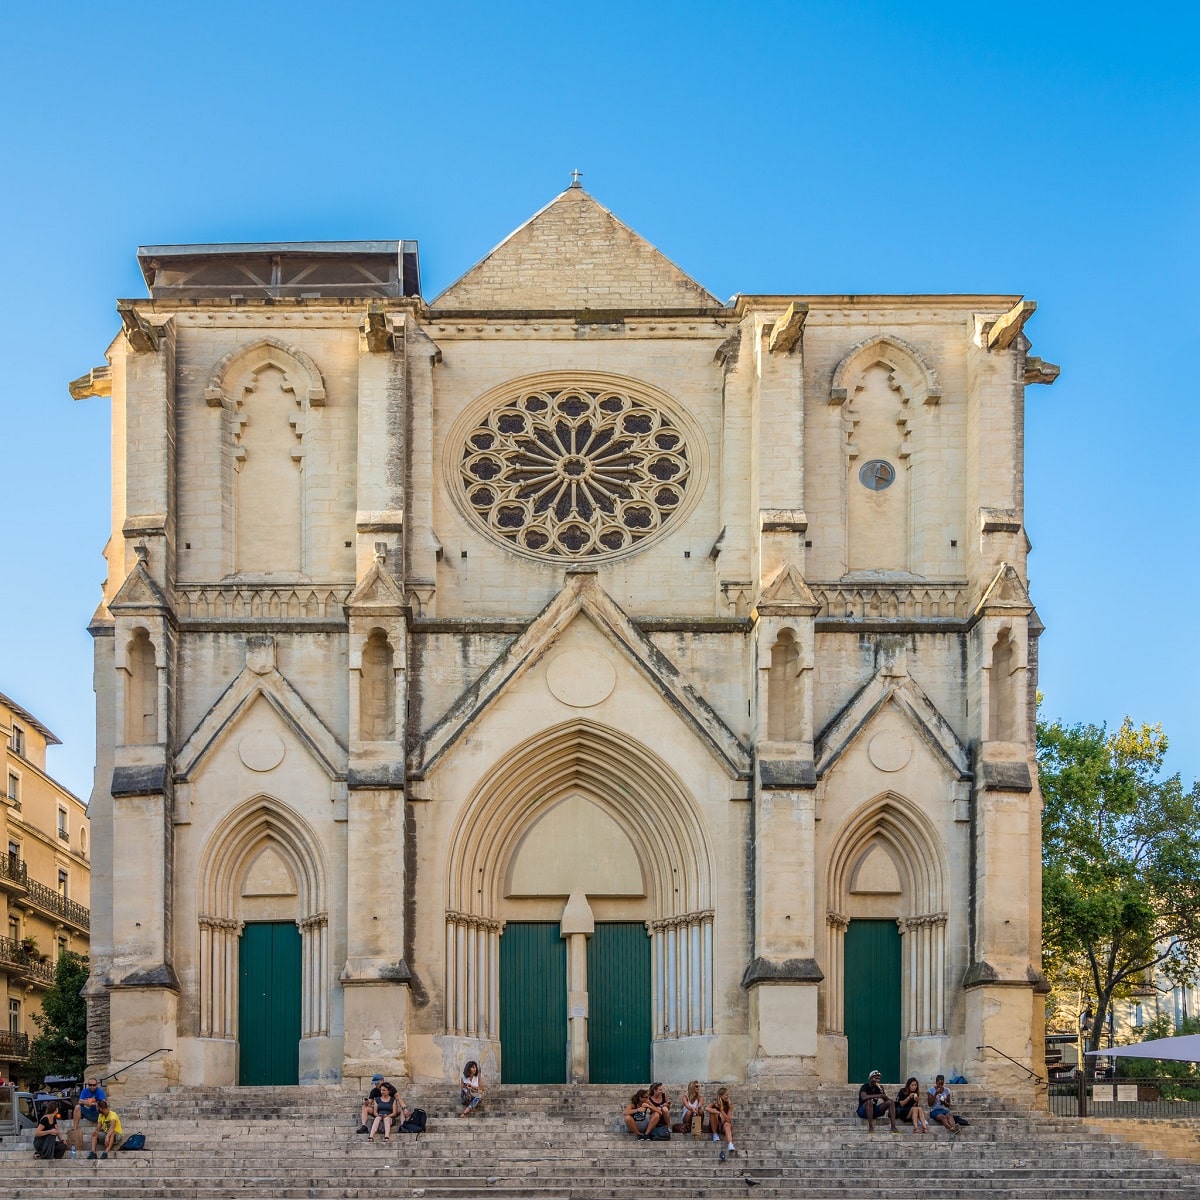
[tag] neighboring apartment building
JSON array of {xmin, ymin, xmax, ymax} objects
[{"xmin": 0, "ymin": 691, "xmax": 90, "ymax": 1085}]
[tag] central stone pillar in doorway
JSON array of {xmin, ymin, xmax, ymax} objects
[{"xmin": 561, "ymin": 891, "xmax": 595, "ymax": 1083}]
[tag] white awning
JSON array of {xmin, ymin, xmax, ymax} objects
[{"xmin": 1084, "ymin": 1034, "xmax": 1200, "ymax": 1062}]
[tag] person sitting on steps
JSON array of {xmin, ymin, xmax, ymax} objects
[
  {"xmin": 705, "ymin": 1085, "xmax": 735, "ymax": 1154},
  {"xmin": 459, "ymin": 1060, "xmax": 483, "ymax": 1117},
  {"xmin": 368, "ymin": 1081, "xmax": 400, "ymax": 1142},
  {"xmin": 359, "ymin": 1073, "xmax": 386, "ymax": 1134},
  {"xmin": 33, "ymin": 1104, "xmax": 66, "ymax": 1160},
  {"xmin": 927, "ymin": 1074, "xmax": 959, "ymax": 1134},
  {"xmin": 623, "ymin": 1088, "xmax": 657, "ymax": 1139},
  {"xmin": 89, "ymin": 1099, "xmax": 125, "ymax": 1158},
  {"xmin": 676, "ymin": 1080, "xmax": 703, "ymax": 1134},
  {"xmin": 857, "ymin": 1070, "xmax": 897, "ymax": 1132},
  {"xmin": 895, "ymin": 1077, "xmax": 929, "ymax": 1133}
]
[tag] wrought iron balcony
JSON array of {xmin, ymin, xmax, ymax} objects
[
  {"xmin": 0, "ymin": 854, "xmax": 27, "ymax": 894},
  {"xmin": 24, "ymin": 877, "xmax": 89, "ymax": 932},
  {"xmin": 0, "ymin": 935, "xmax": 56, "ymax": 985},
  {"xmin": 0, "ymin": 1029, "xmax": 30, "ymax": 1060}
]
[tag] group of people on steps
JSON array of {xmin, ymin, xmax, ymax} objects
[
  {"xmin": 358, "ymin": 1061, "xmax": 481, "ymax": 1140},
  {"xmin": 624, "ymin": 1082, "xmax": 736, "ymax": 1157},
  {"xmin": 856, "ymin": 1071, "xmax": 965, "ymax": 1133}
]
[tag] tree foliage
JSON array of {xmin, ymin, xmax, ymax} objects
[
  {"xmin": 1040, "ymin": 716, "xmax": 1200, "ymax": 1052},
  {"xmin": 26, "ymin": 951, "xmax": 89, "ymax": 1085}
]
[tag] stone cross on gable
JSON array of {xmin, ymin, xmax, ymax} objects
[{"xmin": 569, "ymin": 168, "xmax": 583, "ymax": 188}]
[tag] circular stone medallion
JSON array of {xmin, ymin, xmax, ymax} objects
[
  {"xmin": 868, "ymin": 730, "xmax": 912, "ymax": 773},
  {"xmin": 545, "ymin": 650, "xmax": 617, "ymax": 708},
  {"xmin": 239, "ymin": 732, "xmax": 286, "ymax": 773}
]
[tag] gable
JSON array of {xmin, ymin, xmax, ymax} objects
[
  {"xmin": 175, "ymin": 662, "xmax": 346, "ymax": 782},
  {"xmin": 412, "ymin": 571, "xmax": 750, "ymax": 779},
  {"xmin": 433, "ymin": 186, "xmax": 722, "ymax": 312},
  {"xmin": 815, "ymin": 668, "xmax": 971, "ymax": 782}
]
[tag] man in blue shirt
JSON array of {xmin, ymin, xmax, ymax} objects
[{"xmin": 72, "ymin": 1077, "xmax": 106, "ymax": 1149}]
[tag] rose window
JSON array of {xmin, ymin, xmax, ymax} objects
[{"xmin": 457, "ymin": 383, "xmax": 695, "ymax": 560}]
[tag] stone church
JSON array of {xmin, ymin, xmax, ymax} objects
[{"xmin": 74, "ymin": 182, "xmax": 1056, "ymax": 1092}]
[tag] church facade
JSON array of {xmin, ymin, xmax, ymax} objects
[{"xmin": 75, "ymin": 184, "xmax": 1056, "ymax": 1092}]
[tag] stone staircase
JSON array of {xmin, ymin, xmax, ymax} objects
[{"xmin": 0, "ymin": 1083, "xmax": 1197, "ymax": 1198}]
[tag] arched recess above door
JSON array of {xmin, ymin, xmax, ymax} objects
[{"xmin": 446, "ymin": 720, "xmax": 714, "ymax": 920}]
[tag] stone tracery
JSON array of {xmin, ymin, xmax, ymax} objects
[{"xmin": 457, "ymin": 381, "xmax": 695, "ymax": 559}]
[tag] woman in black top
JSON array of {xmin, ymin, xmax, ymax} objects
[
  {"xmin": 34, "ymin": 1105, "xmax": 66, "ymax": 1159},
  {"xmin": 895, "ymin": 1077, "xmax": 928, "ymax": 1132}
]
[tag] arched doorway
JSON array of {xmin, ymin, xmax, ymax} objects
[
  {"xmin": 824, "ymin": 794, "xmax": 948, "ymax": 1082},
  {"xmin": 444, "ymin": 721, "xmax": 715, "ymax": 1083},
  {"xmin": 197, "ymin": 797, "xmax": 330, "ymax": 1085}
]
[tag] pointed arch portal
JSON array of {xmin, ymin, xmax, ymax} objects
[
  {"xmin": 824, "ymin": 793, "xmax": 949, "ymax": 1078},
  {"xmin": 444, "ymin": 721, "xmax": 717, "ymax": 1079},
  {"xmin": 196, "ymin": 797, "xmax": 330, "ymax": 1082}
]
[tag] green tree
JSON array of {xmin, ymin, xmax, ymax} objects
[
  {"xmin": 1040, "ymin": 716, "xmax": 1200, "ymax": 1054},
  {"xmin": 26, "ymin": 951, "xmax": 89, "ymax": 1085}
]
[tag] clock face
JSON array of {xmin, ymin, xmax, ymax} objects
[{"xmin": 858, "ymin": 459, "xmax": 896, "ymax": 491}]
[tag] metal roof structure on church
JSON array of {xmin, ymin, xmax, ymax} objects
[{"xmin": 137, "ymin": 240, "xmax": 421, "ymax": 300}]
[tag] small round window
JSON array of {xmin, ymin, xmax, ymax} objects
[{"xmin": 858, "ymin": 459, "xmax": 896, "ymax": 491}]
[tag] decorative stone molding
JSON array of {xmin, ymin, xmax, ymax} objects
[
  {"xmin": 176, "ymin": 584, "xmax": 351, "ymax": 622},
  {"xmin": 811, "ymin": 582, "xmax": 968, "ymax": 621},
  {"xmin": 829, "ymin": 334, "xmax": 941, "ymax": 407}
]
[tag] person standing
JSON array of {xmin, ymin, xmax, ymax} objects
[{"xmin": 857, "ymin": 1070, "xmax": 897, "ymax": 1132}]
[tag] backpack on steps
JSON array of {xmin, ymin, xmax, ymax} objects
[
  {"xmin": 122, "ymin": 1133, "xmax": 147, "ymax": 1151},
  {"xmin": 399, "ymin": 1108, "xmax": 427, "ymax": 1133}
]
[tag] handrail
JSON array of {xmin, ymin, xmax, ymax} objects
[
  {"xmin": 977, "ymin": 1044, "xmax": 1045, "ymax": 1085},
  {"xmin": 101, "ymin": 1047, "xmax": 173, "ymax": 1084}
]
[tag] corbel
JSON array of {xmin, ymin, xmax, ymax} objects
[
  {"xmin": 768, "ymin": 302, "xmax": 808, "ymax": 355},
  {"xmin": 68, "ymin": 366, "xmax": 112, "ymax": 400},
  {"xmin": 117, "ymin": 301, "xmax": 162, "ymax": 353},
  {"xmin": 984, "ymin": 299, "xmax": 1037, "ymax": 351},
  {"xmin": 362, "ymin": 303, "xmax": 399, "ymax": 353},
  {"xmin": 1024, "ymin": 356, "xmax": 1060, "ymax": 385}
]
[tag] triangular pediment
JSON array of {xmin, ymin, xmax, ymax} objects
[
  {"xmin": 755, "ymin": 564, "xmax": 820, "ymax": 615},
  {"xmin": 975, "ymin": 562, "xmax": 1033, "ymax": 615},
  {"xmin": 345, "ymin": 559, "xmax": 406, "ymax": 614},
  {"xmin": 109, "ymin": 559, "xmax": 168, "ymax": 611},
  {"xmin": 815, "ymin": 668, "xmax": 971, "ymax": 781},
  {"xmin": 175, "ymin": 661, "xmax": 346, "ymax": 782},
  {"xmin": 433, "ymin": 187, "xmax": 722, "ymax": 312},
  {"xmin": 413, "ymin": 571, "xmax": 750, "ymax": 779}
]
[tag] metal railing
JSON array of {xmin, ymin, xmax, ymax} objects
[
  {"xmin": 1049, "ymin": 1075, "xmax": 1200, "ymax": 1118},
  {"xmin": 0, "ymin": 935, "xmax": 56, "ymax": 984},
  {"xmin": 0, "ymin": 854, "xmax": 28, "ymax": 888},
  {"xmin": 24, "ymin": 877, "xmax": 89, "ymax": 930},
  {"xmin": 0, "ymin": 1029, "xmax": 30, "ymax": 1059}
]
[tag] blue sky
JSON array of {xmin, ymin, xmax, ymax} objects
[{"xmin": 1, "ymin": 2, "xmax": 1197, "ymax": 796}]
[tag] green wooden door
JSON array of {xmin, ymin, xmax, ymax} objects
[
  {"xmin": 500, "ymin": 922, "xmax": 567, "ymax": 1083},
  {"xmin": 238, "ymin": 922, "xmax": 302, "ymax": 1086},
  {"xmin": 587, "ymin": 922, "xmax": 651, "ymax": 1083},
  {"xmin": 844, "ymin": 919, "xmax": 902, "ymax": 1083}
]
